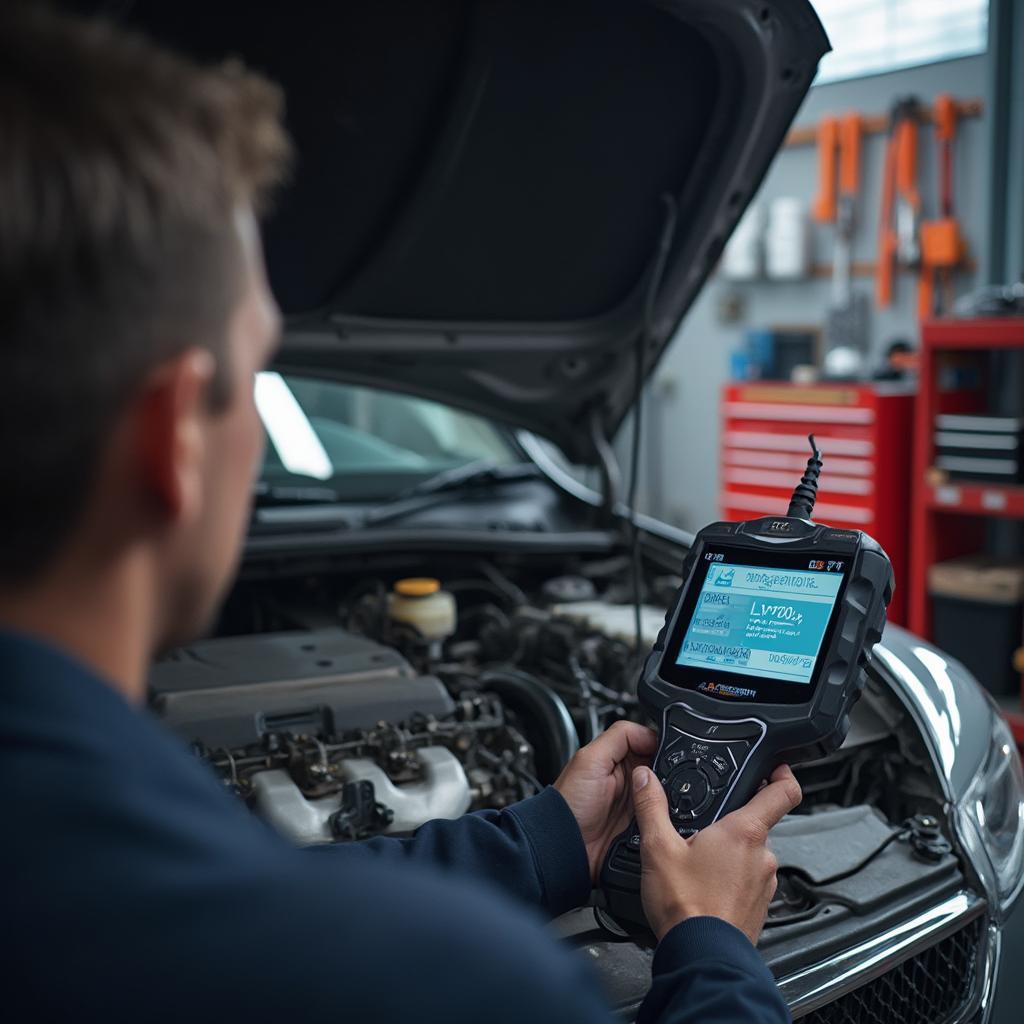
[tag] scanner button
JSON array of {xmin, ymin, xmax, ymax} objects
[
  {"xmin": 669, "ymin": 767, "xmax": 711, "ymax": 815},
  {"xmin": 666, "ymin": 751, "xmax": 686, "ymax": 768},
  {"xmin": 708, "ymin": 754, "xmax": 734, "ymax": 785}
]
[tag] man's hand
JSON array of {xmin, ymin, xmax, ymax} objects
[
  {"xmin": 632, "ymin": 764, "xmax": 802, "ymax": 943},
  {"xmin": 554, "ymin": 721, "xmax": 659, "ymax": 884}
]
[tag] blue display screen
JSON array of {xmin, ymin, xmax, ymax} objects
[{"xmin": 675, "ymin": 561, "xmax": 844, "ymax": 685}]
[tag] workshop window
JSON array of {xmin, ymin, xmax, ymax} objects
[{"xmin": 813, "ymin": 0, "xmax": 988, "ymax": 85}]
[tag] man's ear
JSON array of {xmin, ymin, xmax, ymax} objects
[{"xmin": 136, "ymin": 349, "xmax": 217, "ymax": 525}]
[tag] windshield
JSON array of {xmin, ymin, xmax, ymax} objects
[{"xmin": 255, "ymin": 372, "xmax": 520, "ymax": 502}]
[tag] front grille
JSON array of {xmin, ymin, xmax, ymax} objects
[{"xmin": 801, "ymin": 915, "xmax": 984, "ymax": 1024}]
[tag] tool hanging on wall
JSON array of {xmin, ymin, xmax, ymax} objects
[
  {"xmin": 812, "ymin": 117, "xmax": 839, "ymax": 224},
  {"xmin": 895, "ymin": 100, "xmax": 921, "ymax": 268},
  {"xmin": 876, "ymin": 97, "xmax": 921, "ymax": 309},
  {"xmin": 814, "ymin": 113, "xmax": 868, "ymax": 377},
  {"xmin": 919, "ymin": 94, "xmax": 964, "ymax": 318}
]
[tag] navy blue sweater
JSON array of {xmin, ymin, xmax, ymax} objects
[{"xmin": 0, "ymin": 630, "xmax": 789, "ymax": 1022}]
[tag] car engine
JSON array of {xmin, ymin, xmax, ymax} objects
[
  {"xmin": 151, "ymin": 627, "xmax": 542, "ymax": 843},
  {"xmin": 150, "ymin": 557, "xmax": 960, "ymax": 968},
  {"xmin": 150, "ymin": 562, "xmax": 672, "ymax": 843}
]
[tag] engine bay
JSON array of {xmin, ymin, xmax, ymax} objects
[{"xmin": 150, "ymin": 550, "xmax": 967, "ymax": 971}]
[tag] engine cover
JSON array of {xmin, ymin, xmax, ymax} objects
[{"xmin": 149, "ymin": 628, "xmax": 456, "ymax": 748}]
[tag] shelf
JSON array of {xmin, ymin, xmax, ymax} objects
[
  {"xmin": 925, "ymin": 481, "xmax": 1024, "ymax": 518},
  {"xmin": 910, "ymin": 317, "xmax": 1024, "ymax": 651},
  {"xmin": 921, "ymin": 318, "xmax": 1024, "ymax": 349},
  {"xmin": 809, "ymin": 259, "xmax": 976, "ymax": 280}
]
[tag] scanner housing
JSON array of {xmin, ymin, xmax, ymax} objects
[{"xmin": 601, "ymin": 513, "xmax": 893, "ymax": 927}]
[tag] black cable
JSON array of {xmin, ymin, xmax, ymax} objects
[
  {"xmin": 629, "ymin": 329, "xmax": 645, "ymax": 660},
  {"xmin": 568, "ymin": 655, "xmax": 603, "ymax": 744},
  {"xmin": 477, "ymin": 747, "xmax": 543, "ymax": 797},
  {"xmin": 630, "ymin": 194, "xmax": 678, "ymax": 659},
  {"xmin": 787, "ymin": 434, "xmax": 824, "ymax": 520},
  {"xmin": 764, "ymin": 822, "xmax": 913, "ymax": 929},
  {"xmin": 475, "ymin": 560, "xmax": 528, "ymax": 608},
  {"xmin": 445, "ymin": 579, "xmax": 518, "ymax": 607},
  {"xmin": 793, "ymin": 822, "xmax": 911, "ymax": 887},
  {"xmin": 511, "ymin": 765, "xmax": 544, "ymax": 796}
]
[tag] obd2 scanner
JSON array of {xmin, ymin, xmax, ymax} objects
[{"xmin": 600, "ymin": 437, "xmax": 894, "ymax": 928}]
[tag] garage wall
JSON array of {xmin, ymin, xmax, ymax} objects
[{"xmin": 642, "ymin": 53, "xmax": 991, "ymax": 532}]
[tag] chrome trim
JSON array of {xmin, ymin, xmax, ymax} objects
[
  {"xmin": 975, "ymin": 924, "xmax": 1001, "ymax": 1024},
  {"xmin": 777, "ymin": 891, "xmax": 989, "ymax": 1019}
]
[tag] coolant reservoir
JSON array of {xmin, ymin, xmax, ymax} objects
[{"xmin": 388, "ymin": 578, "xmax": 456, "ymax": 641}]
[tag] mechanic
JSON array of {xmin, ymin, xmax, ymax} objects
[{"xmin": 0, "ymin": 7, "xmax": 800, "ymax": 1022}]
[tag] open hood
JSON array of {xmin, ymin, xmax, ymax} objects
[{"xmin": 98, "ymin": 0, "xmax": 829, "ymax": 462}]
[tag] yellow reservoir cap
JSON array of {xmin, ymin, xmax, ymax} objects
[{"xmin": 394, "ymin": 577, "xmax": 441, "ymax": 598}]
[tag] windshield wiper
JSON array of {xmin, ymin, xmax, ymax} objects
[
  {"xmin": 253, "ymin": 482, "xmax": 341, "ymax": 506},
  {"xmin": 363, "ymin": 460, "xmax": 540, "ymax": 526},
  {"xmin": 396, "ymin": 460, "xmax": 539, "ymax": 499}
]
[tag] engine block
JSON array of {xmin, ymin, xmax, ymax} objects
[{"xmin": 149, "ymin": 628, "xmax": 536, "ymax": 841}]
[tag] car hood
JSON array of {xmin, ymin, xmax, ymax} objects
[
  {"xmin": 106, "ymin": 0, "xmax": 828, "ymax": 462},
  {"xmin": 873, "ymin": 624, "xmax": 995, "ymax": 801}
]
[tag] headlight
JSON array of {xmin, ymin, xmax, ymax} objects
[{"xmin": 959, "ymin": 712, "xmax": 1024, "ymax": 916}]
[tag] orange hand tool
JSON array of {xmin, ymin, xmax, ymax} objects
[
  {"xmin": 895, "ymin": 110, "xmax": 920, "ymax": 266},
  {"xmin": 839, "ymin": 113, "xmax": 862, "ymax": 199},
  {"xmin": 812, "ymin": 117, "xmax": 839, "ymax": 223},
  {"xmin": 877, "ymin": 97, "xmax": 922, "ymax": 309},
  {"xmin": 935, "ymin": 94, "xmax": 957, "ymax": 214},
  {"xmin": 919, "ymin": 94, "xmax": 963, "ymax": 318}
]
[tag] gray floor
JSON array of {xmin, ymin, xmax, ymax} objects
[{"xmin": 992, "ymin": 901, "xmax": 1024, "ymax": 1023}]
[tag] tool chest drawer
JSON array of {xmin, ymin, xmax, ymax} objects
[{"xmin": 721, "ymin": 383, "xmax": 914, "ymax": 623}]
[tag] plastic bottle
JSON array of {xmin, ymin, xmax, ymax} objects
[{"xmin": 388, "ymin": 578, "xmax": 457, "ymax": 641}]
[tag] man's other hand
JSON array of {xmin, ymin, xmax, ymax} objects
[
  {"xmin": 554, "ymin": 721, "xmax": 659, "ymax": 885},
  {"xmin": 633, "ymin": 764, "xmax": 802, "ymax": 943}
]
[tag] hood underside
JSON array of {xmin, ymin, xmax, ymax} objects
[{"xmin": 87, "ymin": 0, "xmax": 829, "ymax": 461}]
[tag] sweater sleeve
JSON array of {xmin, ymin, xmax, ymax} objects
[
  {"xmin": 638, "ymin": 917, "xmax": 791, "ymax": 1024},
  {"xmin": 304, "ymin": 785, "xmax": 592, "ymax": 917}
]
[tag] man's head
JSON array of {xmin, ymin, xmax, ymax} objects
[{"xmin": 0, "ymin": 6, "xmax": 291, "ymax": 651}]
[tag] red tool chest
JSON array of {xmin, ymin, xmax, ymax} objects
[{"xmin": 721, "ymin": 383, "xmax": 915, "ymax": 624}]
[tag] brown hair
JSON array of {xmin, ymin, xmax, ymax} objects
[{"xmin": 0, "ymin": 5, "xmax": 291, "ymax": 582}]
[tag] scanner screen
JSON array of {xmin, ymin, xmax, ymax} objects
[{"xmin": 675, "ymin": 561, "xmax": 844, "ymax": 685}]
